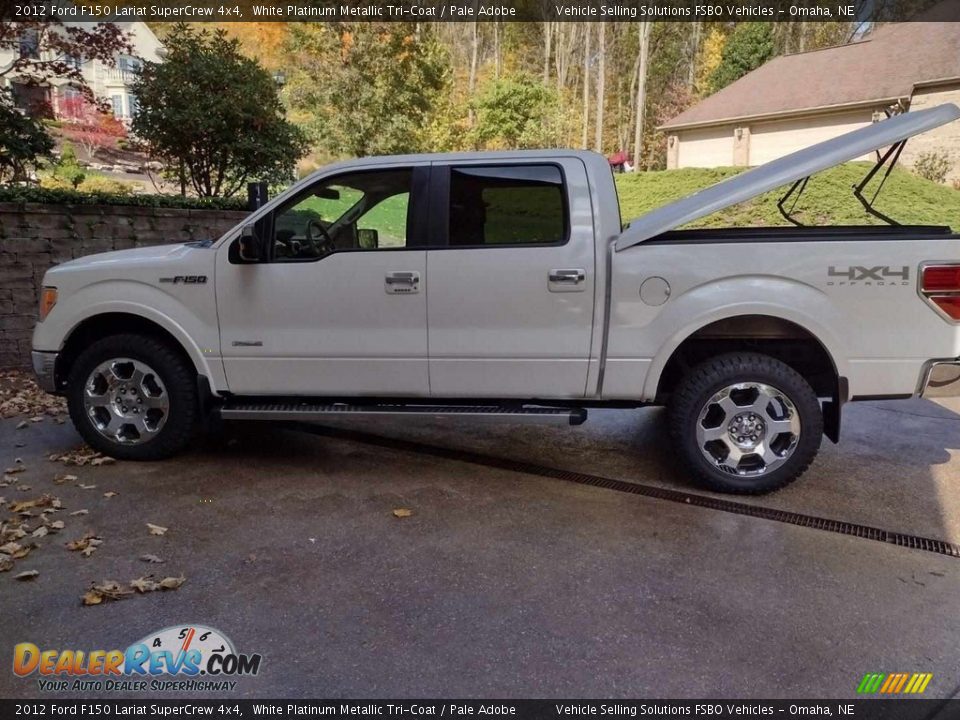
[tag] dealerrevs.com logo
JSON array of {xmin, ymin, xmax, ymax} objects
[{"xmin": 13, "ymin": 624, "xmax": 262, "ymax": 693}]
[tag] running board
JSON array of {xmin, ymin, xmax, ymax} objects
[{"xmin": 218, "ymin": 402, "xmax": 588, "ymax": 426}]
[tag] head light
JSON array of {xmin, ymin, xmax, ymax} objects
[{"xmin": 39, "ymin": 287, "xmax": 58, "ymax": 322}]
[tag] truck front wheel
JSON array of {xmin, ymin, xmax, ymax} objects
[
  {"xmin": 668, "ymin": 352, "xmax": 823, "ymax": 494},
  {"xmin": 66, "ymin": 334, "xmax": 198, "ymax": 460}
]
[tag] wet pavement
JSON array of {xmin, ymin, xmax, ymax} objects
[{"xmin": 1, "ymin": 397, "xmax": 958, "ymax": 699}]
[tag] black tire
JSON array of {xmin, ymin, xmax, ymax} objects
[
  {"xmin": 667, "ymin": 352, "xmax": 823, "ymax": 494},
  {"xmin": 67, "ymin": 334, "xmax": 198, "ymax": 460}
]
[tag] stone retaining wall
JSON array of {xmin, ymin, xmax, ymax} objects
[{"xmin": 0, "ymin": 202, "xmax": 248, "ymax": 368}]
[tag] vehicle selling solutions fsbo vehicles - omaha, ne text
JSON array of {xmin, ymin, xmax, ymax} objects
[{"xmin": 30, "ymin": 105, "xmax": 960, "ymax": 494}]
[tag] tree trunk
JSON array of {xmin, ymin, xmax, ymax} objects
[
  {"xmin": 581, "ymin": 24, "xmax": 590, "ymax": 150},
  {"xmin": 593, "ymin": 21, "xmax": 606, "ymax": 154},
  {"xmin": 468, "ymin": 19, "xmax": 479, "ymax": 125},
  {"xmin": 687, "ymin": 22, "xmax": 701, "ymax": 89},
  {"xmin": 493, "ymin": 21, "xmax": 500, "ymax": 78},
  {"xmin": 542, "ymin": 21, "xmax": 553, "ymax": 84},
  {"xmin": 632, "ymin": 21, "xmax": 652, "ymax": 172}
]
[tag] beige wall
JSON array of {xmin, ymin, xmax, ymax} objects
[
  {"xmin": 902, "ymin": 84, "xmax": 960, "ymax": 183},
  {"xmin": 671, "ymin": 107, "xmax": 879, "ymax": 170},
  {"xmin": 674, "ymin": 126, "xmax": 734, "ymax": 168},
  {"xmin": 748, "ymin": 109, "xmax": 876, "ymax": 166}
]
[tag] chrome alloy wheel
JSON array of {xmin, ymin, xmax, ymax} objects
[
  {"xmin": 695, "ymin": 382, "xmax": 801, "ymax": 476},
  {"xmin": 83, "ymin": 358, "xmax": 169, "ymax": 445}
]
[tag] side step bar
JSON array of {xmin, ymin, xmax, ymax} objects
[{"xmin": 218, "ymin": 402, "xmax": 588, "ymax": 426}]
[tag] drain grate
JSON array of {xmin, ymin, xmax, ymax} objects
[{"xmin": 285, "ymin": 422, "xmax": 960, "ymax": 560}]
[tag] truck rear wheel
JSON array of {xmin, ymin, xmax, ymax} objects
[
  {"xmin": 668, "ymin": 352, "xmax": 823, "ymax": 494},
  {"xmin": 67, "ymin": 334, "xmax": 198, "ymax": 460}
]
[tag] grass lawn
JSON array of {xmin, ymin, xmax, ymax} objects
[{"xmin": 614, "ymin": 163, "xmax": 960, "ymax": 229}]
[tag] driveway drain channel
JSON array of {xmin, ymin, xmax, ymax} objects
[{"xmin": 285, "ymin": 422, "xmax": 960, "ymax": 560}]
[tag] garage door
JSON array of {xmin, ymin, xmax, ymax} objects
[
  {"xmin": 677, "ymin": 127, "xmax": 733, "ymax": 168},
  {"xmin": 750, "ymin": 111, "xmax": 874, "ymax": 166}
]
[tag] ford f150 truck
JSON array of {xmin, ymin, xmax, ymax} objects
[{"xmin": 30, "ymin": 104, "xmax": 960, "ymax": 494}]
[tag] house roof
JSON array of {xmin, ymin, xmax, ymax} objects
[{"xmin": 663, "ymin": 13, "xmax": 960, "ymax": 130}]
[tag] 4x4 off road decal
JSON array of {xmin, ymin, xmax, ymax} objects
[{"xmin": 827, "ymin": 266, "xmax": 910, "ymax": 286}]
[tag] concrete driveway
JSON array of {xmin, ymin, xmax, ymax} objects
[{"xmin": 1, "ymin": 379, "xmax": 959, "ymax": 699}]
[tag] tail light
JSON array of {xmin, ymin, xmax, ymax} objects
[{"xmin": 920, "ymin": 263, "xmax": 960, "ymax": 321}]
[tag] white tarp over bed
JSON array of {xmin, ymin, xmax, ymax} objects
[{"xmin": 615, "ymin": 103, "xmax": 960, "ymax": 251}]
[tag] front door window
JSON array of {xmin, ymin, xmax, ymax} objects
[{"xmin": 269, "ymin": 169, "xmax": 412, "ymax": 262}]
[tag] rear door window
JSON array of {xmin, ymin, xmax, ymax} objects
[{"xmin": 447, "ymin": 165, "xmax": 568, "ymax": 247}]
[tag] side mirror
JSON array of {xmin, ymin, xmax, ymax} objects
[
  {"xmin": 357, "ymin": 228, "xmax": 379, "ymax": 250},
  {"xmin": 238, "ymin": 224, "xmax": 263, "ymax": 262}
]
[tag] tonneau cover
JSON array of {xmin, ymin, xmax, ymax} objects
[{"xmin": 615, "ymin": 103, "xmax": 960, "ymax": 251}]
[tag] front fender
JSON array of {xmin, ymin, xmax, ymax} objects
[{"xmin": 33, "ymin": 279, "xmax": 226, "ymax": 394}]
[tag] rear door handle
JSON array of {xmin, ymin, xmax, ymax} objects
[
  {"xmin": 385, "ymin": 271, "xmax": 420, "ymax": 294},
  {"xmin": 548, "ymin": 268, "xmax": 586, "ymax": 292}
]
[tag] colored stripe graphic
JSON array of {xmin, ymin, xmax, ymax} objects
[{"xmin": 857, "ymin": 672, "xmax": 932, "ymax": 694}]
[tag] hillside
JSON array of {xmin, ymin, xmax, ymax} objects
[{"xmin": 614, "ymin": 163, "xmax": 960, "ymax": 230}]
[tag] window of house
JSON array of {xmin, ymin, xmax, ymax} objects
[
  {"xmin": 64, "ymin": 54, "xmax": 82, "ymax": 70},
  {"xmin": 118, "ymin": 55, "xmax": 142, "ymax": 74},
  {"xmin": 268, "ymin": 169, "xmax": 412, "ymax": 262},
  {"xmin": 18, "ymin": 30, "xmax": 39, "ymax": 59},
  {"xmin": 111, "ymin": 94, "xmax": 124, "ymax": 118},
  {"xmin": 447, "ymin": 165, "xmax": 567, "ymax": 247}
]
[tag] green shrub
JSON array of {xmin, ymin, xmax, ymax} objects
[
  {"xmin": 913, "ymin": 151, "xmax": 952, "ymax": 184},
  {"xmin": 77, "ymin": 175, "xmax": 134, "ymax": 195},
  {"xmin": 52, "ymin": 142, "xmax": 86, "ymax": 188},
  {"xmin": 0, "ymin": 185, "xmax": 249, "ymax": 210}
]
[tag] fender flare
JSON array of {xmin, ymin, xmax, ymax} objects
[{"xmin": 639, "ymin": 283, "xmax": 848, "ymax": 402}]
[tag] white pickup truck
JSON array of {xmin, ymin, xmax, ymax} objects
[{"xmin": 30, "ymin": 105, "xmax": 960, "ymax": 494}]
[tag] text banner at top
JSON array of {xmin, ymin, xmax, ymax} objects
[{"xmin": 5, "ymin": 0, "xmax": 960, "ymax": 23}]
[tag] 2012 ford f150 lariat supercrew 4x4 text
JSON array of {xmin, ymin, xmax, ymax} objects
[{"xmin": 30, "ymin": 105, "xmax": 960, "ymax": 494}]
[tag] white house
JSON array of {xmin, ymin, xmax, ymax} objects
[{"xmin": 1, "ymin": 21, "xmax": 163, "ymax": 121}]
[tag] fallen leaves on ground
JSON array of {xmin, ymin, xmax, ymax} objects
[
  {"xmin": 48, "ymin": 447, "xmax": 115, "ymax": 467},
  {"xmin": 146, "ymin": 523, "xmax": 168, "ymax": 536},
  {"xmin": 0, "ymin": 370, "xmax": 67, "ymax": 421},
  {"xmin": 69, "ymin": 509, "xmax": 88, "ymax": 516},
  {"xmin": 0, "ymin": 541, "xmax": 36, "ymax": 559},
  {"xmin": 130, "ymin": 576, "xmax": 159, "ymax": 593},
  {"xmin": 82, "ymin": 580, "xmax": 132, "ymax": 605},
  {"xmin": 139, "ymin": 554, "xmax": 164, "ymax": 564},
  {"xmin": 103, "ymin": 491, "xmax": 118, "ymax": 499},
  {"xmin": 66, "ymin": 532, "xmax": 102, "ymax": 558},
  {"xmin": 8, "ymin": 495, "xmax": 57, "ymax": 513},
  {"xmin": 83, "ymin": 574, "xmax": 185, "ymax": 606},
  {"xmin": 77, "ymin": 484, "xmax": 96, "ymax": 490},
  {"xmin": 15, "ymin": 570, "xmax": 38, "ymax": 581},
  {"xmin": 53, "ymin": 474, "xmax": 78, "ymax": 485},
  {"xmin": 392, "ymin": 508, "xmax": 413, "ymax": 518},
  {"xmin": 0, "ymin": 555, "xmax": 12, "ymax": 572},
  {"xmin": 158, "ymin": 574, "xmax": 186, "ymax": 590}
]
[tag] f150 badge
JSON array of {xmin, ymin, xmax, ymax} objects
[
  {"xmin": 159, "ymin": 275, "xmax": 207, "ymax": 284},
  {"xmin": 827, "ymin": 266, "xmax": 909, "ymax": 286}
]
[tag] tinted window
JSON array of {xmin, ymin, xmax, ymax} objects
[
  {"xmin": 269, "ymin": 169, "xmax": 411, "ymax": 262},
  {"xmin": 448, "ymin": 165, "xmax": 567, "ymax": 247}
]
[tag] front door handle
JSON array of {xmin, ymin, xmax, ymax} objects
[
  {"xmin": 385, "ymin": 271, "xmax": 420, "ymax": 294},
  {"xmin": 548, "ymin": 268, "xmax": 586, "ymax": 293}
]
